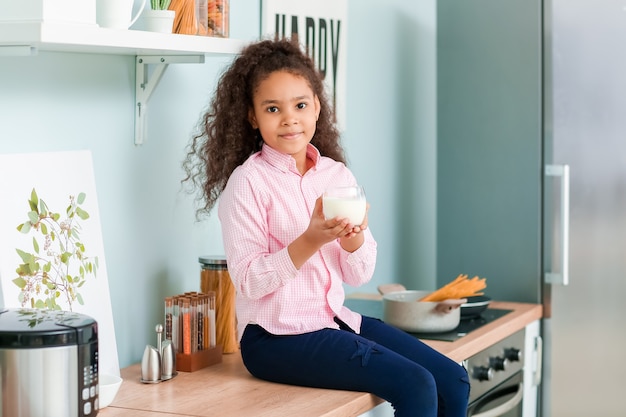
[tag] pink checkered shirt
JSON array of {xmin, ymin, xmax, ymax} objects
[{"xmin": 218, "ymin": 144, "xmax": 377, "ymax": 340}]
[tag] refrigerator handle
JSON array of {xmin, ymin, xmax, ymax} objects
[
  {"xmin": 545, "ymin": 165, "xmax": 570, "ymax": 285},
  {"xmin": 533, "ymin": 335, "xmax": 543, "ymax": 387}
]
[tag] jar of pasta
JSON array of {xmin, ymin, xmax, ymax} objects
[
  {"xmin": 199, "ymin": 256, "xmax": 238, "ymax": 353},
  {"xmin": 207, "ymin": 0, "xmax": 229, "ymax": 37}
]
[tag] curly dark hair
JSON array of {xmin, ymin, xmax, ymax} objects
[{"xmin": 182, "ymin": 38, "xmax": 345, "ymax": 217}]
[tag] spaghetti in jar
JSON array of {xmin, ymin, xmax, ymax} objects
[{"xmin": 199, "ymin": 256, "xmax": 238, "ymax": 353}]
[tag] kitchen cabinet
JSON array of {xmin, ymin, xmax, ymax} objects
[
  {"xmin": 436, "ymin": 0, "xmax": 543, "ymax": 303},
  {"xmin": 0, "ymin": 22, "xmax": 247, "ymax": 144}
]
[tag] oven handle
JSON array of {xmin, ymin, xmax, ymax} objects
[{"xmin": 470, "ymin": 383, "xmax": 524, "ymax": 417}]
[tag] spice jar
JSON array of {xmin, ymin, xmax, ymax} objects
[
  {"xmin": 164, "ymin": 297, "xmax": 174, "ymax": 346},
  {"xmin": 199, "ymin": 256, "xmax": 238, "ymax": 353}
]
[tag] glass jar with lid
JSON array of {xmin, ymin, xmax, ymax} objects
[
  {"xmin": 199, "ymin": 256, "xmax": 238, "ymax": 353},
  {"xmin": 206, "ymin": 0, "xmax": 229, "ymax": 37}
]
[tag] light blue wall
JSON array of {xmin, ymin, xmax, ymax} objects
[{"xmin": 0, "ymin": 0, "xmax": 436, "ymax": 367}]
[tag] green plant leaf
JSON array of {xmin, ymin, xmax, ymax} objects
[
  {"xmin": 29, "ymin": 188, "xmax": 38, "ymax": 212},
  {"xmin": 16, "ymin": 263, "xmax": 30, "ymax": 276},
  {"xmin": 17, "ymin": 222, "xmax": 31, "ymax": 233},
  {"xmin": 12, "ymin": 277, "xmax": 27, "ymax": 289},
  {"xmin": 39, "ymin": 199, "xmax": 49, "ymax": 216},
  {"xmin": 35, "ymin": 299, "xmax": 45, "ymax": 309},
  {"xmin": 41, "ymin": 223, "xmax": 48, "ymax": 235},
  {"xmin": 52, "ymin": 213, "xmax": 60, "ymax": 222},
  {"xmin": 16, "ymin": 248, "xmax": 33, "ymax": 263},
  {"xmin": 77, "ymin": 192, "xmax": 86, "ymax": 205},
  {"xmin": 75, "ymin": 207, "xmax": 90, "ymax": 220},
  {"xmin": 60, "ymin": 252, "xmax": 70, "ymax": 264},
  {"xmin": 27, "ymin": 211, "xmax": 38, "ymax": 224},
  {"xmin": 76, "ymin": 293, "xmax": 84, "ymax": 305},
  {"xmin": 32, "ymin": 237, "xmax": 39, "ymax": 254}
]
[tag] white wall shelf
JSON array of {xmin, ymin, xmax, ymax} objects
[
  {"xmin": 0, "ymin": 22, "xmax": 247, "ymax": 56},
  {"xmin": 0, "ymin": 22, "xmax": 247, "ymax": 144}
]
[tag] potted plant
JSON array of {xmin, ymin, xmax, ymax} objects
[
  {"xmin": 151, "ymin": 0, "xmax": 172, "ymax": 10},
  {"xmin": 143, "ymin": 0, "xmax": 176, "ymax": 33}
]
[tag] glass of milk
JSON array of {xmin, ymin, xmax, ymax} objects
[{"xmin": 322, "ymin": 185, "xmax": 366, "ymax": 225}]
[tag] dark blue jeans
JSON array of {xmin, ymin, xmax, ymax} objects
[{"xmin": 240, "ymin": 316, "xmax": 470, "ymax": 417}]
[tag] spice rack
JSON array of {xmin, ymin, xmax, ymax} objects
[
  {"xmin": 176, "ymin": 344, "xmax": 222, "ymax": 372},
  {"xmin": 165, "ymin": 291, "xmax": 222, "ymax": 372},
  {"xmin": 0, "ymin": 21, "xmax": 247, "ymax": 145}
]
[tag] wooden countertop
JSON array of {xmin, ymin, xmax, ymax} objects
[{"xmin": 102, "ymin": 300, "xmax": 542, "ymax": 417}]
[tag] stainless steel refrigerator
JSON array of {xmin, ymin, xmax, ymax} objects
[{"xmin": 436, "ymin": 1, "xmax": 626, "ymax": 416}]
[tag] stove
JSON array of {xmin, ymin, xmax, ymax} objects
[
  {"xmin": 411, "ymin": 308, "xmax": 512, "ymax": 342},
  {"xmin": 465, "ymin": 327, "xmax": 525, "ymax": 416},
  {"xmin": 343, "ymin": 298, "xmax": 511, "ymax": 342}
]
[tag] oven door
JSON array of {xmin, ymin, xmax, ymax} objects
[{"xmin": 467, "ymin": 372, "xmax": 524, "ymax": 417}]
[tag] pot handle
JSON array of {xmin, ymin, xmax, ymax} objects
[
  {"xmin": 377, "ymin": 284, "xmax": 407, "ymax": 295},
  {"xmin": 434, "ymin": 299, "xmax": 467, "ymax": 314}
]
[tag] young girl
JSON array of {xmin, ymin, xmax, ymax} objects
[{"xmin": 183, "ymin": 39, "xmax": 469, "ymax": 417}]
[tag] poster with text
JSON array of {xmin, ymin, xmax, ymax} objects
[
  {"xmin": 0, "ymin": 150, "xmax": 120, "ymax": 377},
  {"xmin": 261, "ymin": 0, "xmax": 348, "ymax": 131}
]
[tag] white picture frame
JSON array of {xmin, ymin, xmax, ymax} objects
[{"xmin": 0, "ymin": 150, "xmax": 120, "ymax": 377}]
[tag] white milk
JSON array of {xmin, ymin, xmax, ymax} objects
[{"xmin": 322, "ymin": 197, "xmax": 366, "ymax": 225}]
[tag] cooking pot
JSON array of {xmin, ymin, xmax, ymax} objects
[{"xmin": 377, "ymin": 285, "xmax": 466, "ymax": 333}]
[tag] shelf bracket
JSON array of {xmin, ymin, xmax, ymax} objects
[
  {"xmin": 135, "ymin": 55, "xmax": 205, "ymax": 145},
  {"xmin": 0, "ymin": 45, "xmax": 37, "ymax": 56}
]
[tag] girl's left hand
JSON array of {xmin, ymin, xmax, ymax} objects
[
  {"xmin": 335, "ymin": 203, "xmax": 368, "ymax": 252},
  {"xmin": 340, "ymin": 203, "xmax": 369, "ymax": 239}
]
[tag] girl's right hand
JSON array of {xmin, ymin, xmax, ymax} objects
[
  {"xmin": 288, "ymin": 197, "xmax": 360, "ymax": 269},
  {"xmin": 305, "ymin": 196, "xmax": 358, "ymax": 246}
]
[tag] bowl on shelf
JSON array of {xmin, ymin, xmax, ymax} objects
[{"xmin": 99, "ymin": 373, "xmax": 123, "ymax": 408}]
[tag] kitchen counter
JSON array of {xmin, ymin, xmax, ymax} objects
[{"xmin": 102, "ymin": 300, "xmax": 542, "ymax": 417}]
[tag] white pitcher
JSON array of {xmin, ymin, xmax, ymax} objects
[{"xmin": 97, "ymin": 0, "xmax": 147, "ymax": 30}]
